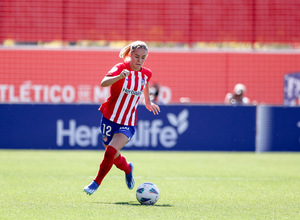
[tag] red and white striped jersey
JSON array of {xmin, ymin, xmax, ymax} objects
[{"xmin": 99, "ymin": 62, "xmax": 152, "ymax": 126}]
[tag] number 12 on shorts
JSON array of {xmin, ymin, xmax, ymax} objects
[{"xmin": 102, "ymin": 123, "xmax": 112, "ymax": 137}]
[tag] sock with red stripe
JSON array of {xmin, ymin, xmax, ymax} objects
[
  {"xmin": 94, "ymin": 145, "xmax": 117, "ymax": 185},
  {"xmin": 114, "ymin": 154, "xmax": 131, "ymax": 175}
]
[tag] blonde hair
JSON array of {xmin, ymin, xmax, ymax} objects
[{"xmin": 119, "ymin": 41, "xmax": 148, "ymax": 61}]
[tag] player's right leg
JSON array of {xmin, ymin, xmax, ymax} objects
[
  {"xmin": 83, "ymin": 135, "xmax": 128, "ymax": 195},
  {"xmin": 83, "ymin": 117, "xmax": 117, "ymax": 195},
  {"xmin": 84, "ymin": 145, "xmax": 117, "ymax": 195},
  {"xmin": 83, "ymin": 180, "xmax": 99, "ymax": 195}
]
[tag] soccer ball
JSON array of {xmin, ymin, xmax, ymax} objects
[{"xmin": 136, "ymin": 182, "xmax": 159, "ymax": 205}]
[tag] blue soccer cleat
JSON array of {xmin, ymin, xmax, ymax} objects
[
  {"xmin": 125, "ymin": 162, "xmax": 135, "ymax": 190},
  {"xmin": 83, "ymin": 180, "xmax": 99, "ymax": 195}
]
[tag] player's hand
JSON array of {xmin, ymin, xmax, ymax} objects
[
  {"xmin": 145, "ymin": 102, "xmax": 160, "ymax": 115},
  {"xmin": 119, "ymin": 69, "xmax": 130, "ymax": 79}
]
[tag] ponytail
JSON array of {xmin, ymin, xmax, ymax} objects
[{"xmin": 119, "ymin": 44, "xmax": 131, "ymax": 61}]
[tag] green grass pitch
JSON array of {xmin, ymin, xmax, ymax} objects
[{"xmin": 0, "ymin": 150, "xmax": 299, "ymax": 219}]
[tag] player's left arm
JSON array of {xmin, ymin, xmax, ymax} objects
[{"xmin": 143, "ymin": 83, "xmax": 160, "ymax": 115}]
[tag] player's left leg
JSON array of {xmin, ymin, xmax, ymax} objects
[
  {"xmin": 114, "ymin": 154, "xmax": 130, "ymax": 173},
  {"xmin": 112, "ymin": 126, "xmax": 136, "ymax": 189},
  {"xmin": 114, "ymin": 154, "xmax": 135, "ymax": 189}
]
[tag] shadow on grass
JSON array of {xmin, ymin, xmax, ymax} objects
[
  {"xmin": 115, "ymin": 201, "xmax": 173, "ymax": 207},
  {"xmin": 94, "ymin": 201, "xmax": 173, "ymax": 207}
]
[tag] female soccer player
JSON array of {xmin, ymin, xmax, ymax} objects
[{"xmin": 84, "ymin": 41, "xmax": 160, "ymax": 195}]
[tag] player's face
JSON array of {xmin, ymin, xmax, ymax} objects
[{"xmin": 129, "ymin": 48, "xmax": 148, "ymax": 71}]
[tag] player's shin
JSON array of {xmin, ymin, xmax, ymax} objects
[
  {"xmin": 114, "ymin": 154, "xmax": 131, "ymax": 174},
  {"xmin": 94, "ymin": 145, "xmax": 117, "ymax": 185}
]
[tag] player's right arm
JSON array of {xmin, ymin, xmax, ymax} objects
[{"xmin": 101, "ymin": 66, "xmax": 130, "ymax": 87}]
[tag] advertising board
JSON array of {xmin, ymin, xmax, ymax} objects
[{"xmin": 0, "ymin": 104, "xmax": 256, "ymax": 151}]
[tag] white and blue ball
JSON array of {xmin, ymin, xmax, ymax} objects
[{"xmin": 136, "ymin": 182, "xmax": 159, "ymax": 205}]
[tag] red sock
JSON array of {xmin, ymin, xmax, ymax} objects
[
  {"xmin": 94, "ymin": 145, "xmax": 117, "ymax": 185},
  {"xmin": 114, "ymin": 154, "xmax": 131, "ymax": 174}
]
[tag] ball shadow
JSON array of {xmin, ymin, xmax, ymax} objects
[
  {"xmin": 114, "ymin": 201, "xmax": 173, "ymax": 207},
  {"xmin": 93, "ymin": 201, "xmax": 173, "ymax": 207}
]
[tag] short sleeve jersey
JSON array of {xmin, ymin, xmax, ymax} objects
[{"xmin": 99, "ymin": 62, "xmax": 152, "ymax": 126}]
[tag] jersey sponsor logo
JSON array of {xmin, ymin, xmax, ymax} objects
[{"xmin": 122, "ymin": 87, "xmax": 142, "ymax": 96}]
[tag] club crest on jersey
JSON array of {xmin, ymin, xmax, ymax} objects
[{"xmin": 141, "ymin": 79, "xmax": 146, "ymax": 86}]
